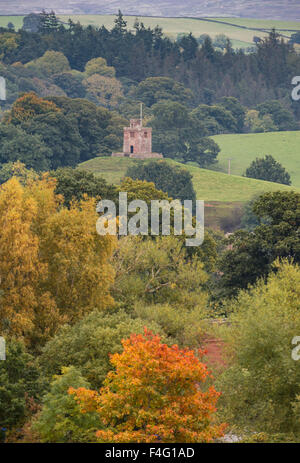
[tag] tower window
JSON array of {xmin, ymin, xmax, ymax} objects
[
  {"xmin": 130, "ymin": 132, "xmax": 135, "ymax": 138},
  {"xmin": 144, "ymin": 132, "xmax": 148, "ymax": 138}
]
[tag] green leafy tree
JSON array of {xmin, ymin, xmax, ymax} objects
[
  {"xmin": 126, "ymin": 160, "xmax": 196, "ymax": 204},
  {"xmin": 20, "ymin": 111, "xmax": 84, "ymax": 169},
  {"xmin": 181, "ymin": 136, "xmax": 220, "ymax": 166},
  {"xmin": 7, "ymin": 22, "xmax": 15, "ymax": 31},
  {"xmin": 219, "ymin": 97, "xmax": 246, "ymax": 132},
  {"xmin": 256, "ymin": 30, "xmax": 291, "ymax": 88},
  {"xmin": 245, "ymin": 155, "xmax": 291, "ymax": 185},
  {"xmin": 112, "ymin": 235, "xmax": 208, "ymax": 309},
  {"xmin": 213, "ymin": 34, "xmax": 228, "ymax": 49},
  {"xmin": 32, "ymin": 367, "xmax": 101, "ymax": 443},
  {"xmin": 200, "ymin": 36, "xmax": 216, "ymax": 60},
  {"xmin": 25, "ymin": 51, "xmax": 71, "ymax": 78},
  {"xmin": 48, "ymin": 96, "xmax": 125, "ymax": 158},
  {"xmin": 52, "ymin": 73, "xmax": 86, "ymax": 98},
  {"xmin": 51, "ymin": 167, "xmax": 118, "ymax": 206},
  {"xmin": 218, "ymin": 261, "xmax": 300, "ymax": 441},
  {"xmin": 38, "ymin": 311, "xmax": 165, "ymax": 389},
  {"xmin": 118, "ymin": 177, "xmax": 169, "ymax": 203},
  {"xmin": 0, "ymin": 340, "xmax": 45, "ymax": 430},
  {"xmin": 0, "ymin": 124, "xmax": 52, "ymax": 171},
  {"xmin": 133, "ymin": 303, "xmax": 209, "ymax": 349},
  {"xmin": 151, "ymin": 100, "xmax": 190, "ymax": 129},
  {"xmin": 132, "ymin": 77, "xmax": 194, "ymax": 107},
  {"xmin": 218, "ymin": 191, "xmax": 300, "ymax": 297},
  {"xmin": 8, "ymin": 94, "xmax": 125, "ymax": 164},
  {"xmin": 240, "ymin": 194, "xmax": 270, "ymax": 231},
  {"xmin": 83, "ymin": 74, "xmax": 124, "ymax": 109},
  {"xmin": 244, "ymin": 109, "xmax": 278, "ymax": 133},
  {"xmin": 192, "ymin": 104, "xmax": 238, "ymax": 134},
  {"xmin": 256, "ymin": 100, "xmax": 298, "ymax": 131},
  {"xmin": 149, "ymin": 100, "xmax": 218, "ymax": 166},
  {"xmin": 84, "ymin": 57, "xmax": 115, "ymax": 78},
  {"xmin": 0, "ymin": 33, "xmax": 18, "ymax": 61},
  {"xmin": 197, "ymin": 34, "xmax": 210, "ymax": 45}
]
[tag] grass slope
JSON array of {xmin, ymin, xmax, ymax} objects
[
  {"xmin": 211, "ymin": 131, "xmax": 300, "ymax": 188},
  {"xmin": 1, "ymin": 15, "xmax": 300, "ymax": 48},
  {"xmin": 79, "ymin": 156, "xmax": 299, "ymax": 202}
]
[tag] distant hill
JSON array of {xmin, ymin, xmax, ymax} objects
[{"xmin": 1, "ymin": 0, "xmax": 300, "ymax": 21}]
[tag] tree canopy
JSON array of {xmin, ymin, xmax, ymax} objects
[
  {"xmin": 245, "ymin": 155, "xmax": 291, "ymax": 185},
  {"xmin": 126, "ymin": 160, "xmax": 197, "ymax": 203},
  {"xmin": 70, "ymin": 329, "xmax": 225, "ymax": 443}
]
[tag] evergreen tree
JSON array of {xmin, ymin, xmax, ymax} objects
[
  {"xmin": 177, "ymin": 33, "xmax": 198, "ymax": 61},
  {"xmin": 39, "ymin": 10, "xmax": 59, "ymax": 34},
  {"xmin": 113, "ymin": 10, "xmax": 127, "ymax": 35}
]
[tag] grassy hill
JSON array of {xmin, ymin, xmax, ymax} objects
[
  {"xmin": 1, "ymin": 15, "xmax": 300, "ymax": 48},
  {"xmin": 211, "ymin": 131, "xmax": 300, "ymax": 188},
  {"xmin": 79, "ymin": 156, "xmax": 299, "ymax": 202},
  {"xmin": 80, "ymin": 156, "xmax": 299, "ymax": 230}
]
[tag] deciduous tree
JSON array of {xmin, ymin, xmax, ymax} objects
[
  {"xmin": 218, "ymin": 261, "xmax": 300, "ymax": 441},
  {"xmin": 70, "ymin": 329, "xmax": 225, "ymax": 443},
  {"xmin": 245, "ymin": 155, "xmax": 291, "ymax": 185}
]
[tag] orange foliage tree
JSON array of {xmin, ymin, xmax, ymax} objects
[
  {"xmin": 5, "ymin": 92, "xmax": 60, "ymax": 124},
  {"xmin": 70, "ymin": 329, "xmax": 226, "ymax": 443}
]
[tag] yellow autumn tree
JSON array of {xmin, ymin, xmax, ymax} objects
[
  {"xmin": 27, "ymin": 177, "xmax": 116, "ymax": 320},
  {"xmin": 25, "ymin": 50, "xmax": 71, "ymax": 77},
  {"xmin": 39, "ymin": 195, "xmax": 116, "ymax": 321},
  {"xmin": 5, "ymin": 92, "xmax": 60, "ymax": 125},
  {"xmin": 84, "ymin": 57, "xmax": 116, "ymax": 78},
  {"xmin": 0, "ymin": 178, "xmax": 62, "ymax": 346},
  {"xmin": 0, "ymin": 176, "xmax": 116, "ymax": 349},
  {"xmin": 0, "ymin": 33, "xmax": 18, "ymax": 60}
]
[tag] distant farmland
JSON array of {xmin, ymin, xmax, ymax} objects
[{"xmin": 1, "ymin": 15, "xmax": 300, "ymax": 48}]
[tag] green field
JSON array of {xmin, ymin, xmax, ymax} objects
[
  {"xmin": 0, "ymin": 15, "xmax": 24, "ymax": 30},
  {"xmin": 1, "ymin": 15, "xmax": 300, "ymax": 48},
  {"xmin": 211, "ymin": 131, "xmax": 300, "ymax": 188},
  {"xmin": 79, "ymin": 156, "xmax": 299, "ymax": 202}
]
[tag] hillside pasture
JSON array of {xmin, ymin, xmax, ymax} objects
[
  {"xmin": 212, "ymin": 131, "xmax": 300, "ymax": 188},
  {"xmin": 79, "ymin": 156, "xmax": 299, "ymax": 202}
]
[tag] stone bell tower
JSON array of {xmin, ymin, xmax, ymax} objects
[{"xmin": 112, "ymin": 104, "xmax": 163, "ymax": 159}]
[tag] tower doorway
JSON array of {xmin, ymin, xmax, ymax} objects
[{"xmin": 130, "ymin": 145, "xmax": 134, "ymax": 154}]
